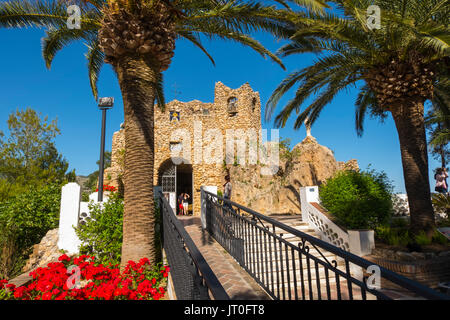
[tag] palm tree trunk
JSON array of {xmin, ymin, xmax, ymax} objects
[
  {"xmin": 114, "ymin": 56, "xmax": 158, "ymax": 266},
  {"xmin": 391, "ymin": 98, "xmax": 436, "ymax": 237}
]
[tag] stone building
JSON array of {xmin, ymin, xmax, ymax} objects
[
  {"xmin": 104, "ymin": 81, "xmax": 264, "ymax": 215},
  {"xmin": 104, "ymin": 81, "xmax": 359, "ymax": 216}
]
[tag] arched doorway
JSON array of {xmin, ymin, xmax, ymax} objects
[{"xmin": 158, "ymin": 159, "xmax": 193, "ymax": 215}]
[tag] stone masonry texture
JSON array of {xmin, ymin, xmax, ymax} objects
[{"xmin": 104, "ymin": 81, "xmax": 358, "ymax": 216}]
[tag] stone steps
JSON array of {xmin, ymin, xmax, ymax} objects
[
  {"xmin": 271, "ymin": 280, "xmax": 378, "ymax": 300},
  {"xmin": 240, "ymin": 215, "xmax": 371, "ymax": 300},
  {"xmin": 244, "ymin": 248, "xmax": 338, "ymax": 264},
  {"xmin": 248, "ymin": 263, "xmax": 347, "ymax": 283}
]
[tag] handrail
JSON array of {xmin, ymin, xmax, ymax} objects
[
  {"xmin": 203, "ymin": 190, "xmax": 449, "ymax": 300},
  {"xmin": 159, "ymin": 191, "xmax": 229, "ymax": 300}
]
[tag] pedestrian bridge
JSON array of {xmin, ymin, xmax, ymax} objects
[{"xmin": 159, "ymin": 190, "xmax": 448, "ymax": 300}]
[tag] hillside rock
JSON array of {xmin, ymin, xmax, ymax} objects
[
  {"xmin": 22, "ymin": 229, "xmax": 61, "ymax": 273},
  {"xmin": 229, "ymin": 136, "xmax": 358, "ymax": 215}
]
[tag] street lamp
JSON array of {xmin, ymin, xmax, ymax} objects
[{"xmin": 97, "ymin": 97, "xmax": 114, "ymax": 202}]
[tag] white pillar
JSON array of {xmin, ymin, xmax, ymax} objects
[
  {"xmin": 89, "ymin": 192, "xmax": 109, "ymax": 204},
  {"xmin": 299, "ymin": 186, "xmax": 319, "ymax": 224},
  {"xmin": 201, "ymin": 186, "xmax": 217, "ymax": 229},
  {"xmin": 348, "ymin": 230, "xmax": 375, "ymax": 256},
  {"xmin": 57, "ymin": 183, "xmax": 82, "ymax": 255}
]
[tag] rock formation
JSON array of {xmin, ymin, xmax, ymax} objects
[
  {"xmin": 22, "ymin": 229, "xmax": 62, "ymax": 273},
  {"xmin": 230, "ymin": 136, "xmax": 358, "ymax": 215}
]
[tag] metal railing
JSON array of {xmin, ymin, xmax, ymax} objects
[
  {"xmin": 202, "ymin": 189, "xmax": 449, "ymax": 300},
  {"xmin": 158, "ymin": 191, "xmax": 229, "ymax": 300}
]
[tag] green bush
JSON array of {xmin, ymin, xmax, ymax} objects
[
  {"xmin": 376, "ymin": 225, "xmax": 449, "ymax": 247},
  {"xmin": 0, "ymin": 184, "xmax": 61, "ymax": 278},
  {"xmin": 375, "ymin": 225, "xmax": 410, "ymax": 246},
  {"xmin": 432, "ymin": 193, "xmax": 450, "ymax": 223},
  {"xmin": 75, "ymin": 192, "xmax": 123, "ymax": 266},
  {"xmin": 432, "ymin": 230, "xmax": 449, "ymax": 245},
  {"xmin": 319, "ymin": 169, "xmax": 394, "ymax": 230}
]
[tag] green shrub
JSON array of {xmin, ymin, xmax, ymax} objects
[
  {"xmin": 376, "ymin": 225, "xmax": 449, "ymax": 247},
  {"xmin": 432, "ymin": 230, "xmax": 450, "ymax": 245},
  {"xmin": 217, "ymin": 190, "xmax": 223, "ymax": 205},
  {"xmin": 432, "ymin": 193, "xmax": 450, "ymax": 223},
  {"xmin": 414, "ymin": 231, "xmax": 432, "ymax": 246},
  {"xmin": 0, "ymin": 184, "xmax": 61, "ymax": 278},
  {"xmin": 81, "ymin": 192, "xmax": 90, "ymax": 202},
  {"xmin": 375, "ymin": 225, "xmax": 410, "ymax": 246},
  {"xmin": 390, "ymin": 217, "xmax": 409, "ymax": 229},
  {"xmin": 75, "ymin": 192, "xmax": 123, "ymax": 266},
  {"xmin": 319, "ymin": 169, "xmax": 394, "ymax": 230}
]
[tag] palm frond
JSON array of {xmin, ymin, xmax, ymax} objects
[
  {"xmin": 153, "ymin": 71, "xmax": 166, "ymax": 111},
  {"xmin": 185, "ymin": 21, "xmax": 285, "ymax": 69},
  {"xmin": 176, "ymin": 29, "xmax": 216, "ymax": 66},
  {"xmin": 0, "ymin": 0, "xmax": 100, "ymax": 29},
  {"xmin": 42, "ymin": 26, "xmax": 97, "ymax": 69},
  {"xmin": 85, "ymin": 39, "xmax": 104, "ymax": 100}
]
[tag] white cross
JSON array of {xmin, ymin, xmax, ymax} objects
[{"xmin": 304, "ymin": 117, "xmax": 312, "ymax": 137}]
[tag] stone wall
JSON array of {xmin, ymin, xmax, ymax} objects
[
  {"xmin": 230, "ymin": 136, "xmax": 359, "ymax": 215},
  {"xmin": 366, "ymin": 250, "xmax": 450, "ymax": 289},
  {"xmin": 22, "ymin": 228, "xmax": 61, "ymax": 273},
  {"xmin": 103, "ymin": 125, "xmax": 125, "ymax": 188},
  {"xmin": 105, "ymin": 82, "xmax": 263, "ymax": 215},
  {"xmin": 103, "ymin": 82, "xmax": 359, "ymax": 216},
  {"xmin": 154, "ymin": 82, "xmax": 262, "ymax": 214}
]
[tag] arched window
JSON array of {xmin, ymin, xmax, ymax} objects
[{"xmin": 227, "ymin": 97, "xmax": 238, "ymax": 114}]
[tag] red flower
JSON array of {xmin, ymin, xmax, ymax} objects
[
  {"xmin": 58, "ymin": 254, "xmax": 71, "ymax": 262},
  {"xmin": 42, "ymin": 292, "xmax": 53, "ymax": 300},
  {"xmin": 3, "ymin": 256, "xmax": 168, "ymax": 301},
  {"xmin": 6, "ymin": 283, "xmax": 16, "ymax": 291}
]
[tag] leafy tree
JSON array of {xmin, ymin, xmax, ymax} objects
[
  {"xmin": 425, "ymin": 67, "xmax": 450, "ymax": 168},
  {"xmin": 319, "ymin": 169, "xmax": 394, "ymax": 230},
  {"xmin": 0, "ymin": 184, "xmax": 61, "ymax": 278},
  {"xmin": 426, "ymin": 108, "xmax": 450, "ymax": 168},
  {"xmin": 76, "ymin": 191, "xmax": 124, "ymax": 266},
  {"xmin": 0, "ymin": 0, "xmax": 327, "ymax": 265},
  {"xmin": 83, "ymin": 150, "xmax": 111, "ymax": 192},
  {"xmin": 0, "ymin": 108, "xmax": 71, "ymax": 200},
  {"xmin": 265, "ymin": 0, "xmax": 450, "ymax": 237}
]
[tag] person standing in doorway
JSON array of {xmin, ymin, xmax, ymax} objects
[
  {"xmin": 182, "ymin": 191, "xmax": 190, "ymax": 215},
  {"xmin": 178, "ymin": 193, "xmax": 184, "ymax": 215}
]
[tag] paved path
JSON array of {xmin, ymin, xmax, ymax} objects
[{"xmin": 178, "ymin": 215, "xmax": 271, "ymax": 300}]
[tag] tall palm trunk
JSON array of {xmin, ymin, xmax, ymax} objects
[
  {"xmin": 114, "ymin": 56, "xmax": 158, "ymax": 266},
  {"xmin": 391, "ymin": 98, "xmax": 435, "ymax": 237}
]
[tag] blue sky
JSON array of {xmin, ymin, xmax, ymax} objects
[{"xmin": 0, "ymin": 22, "xmax": 441, "ymax": 194}]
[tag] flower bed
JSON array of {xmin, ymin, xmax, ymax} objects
[
  {"xmin": 0, "ymin": 254, "xmax": 169, "ymax": 300},
  {"xmin": 95, "ymin": 185, "xmax": 117, "ymax": 192}
]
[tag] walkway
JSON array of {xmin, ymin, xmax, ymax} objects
[{"xmin": 177, "ymin": 215, "xmax": 271, "ymax": 300}]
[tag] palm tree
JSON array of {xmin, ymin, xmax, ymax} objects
[
  {"xmin": 425, "ymin": 71, "xmax": 450, "ymax": 169},
  {"xmin": 0, "ymin": 0, "xmax": 328, "ymax": 265},
  {"xmin": 265, "ymin": 0, "xmax": 450, "ymax": 238},
  {"xmin": 426, "ymin": 109, "xmax": 450, "ymax": 169}
]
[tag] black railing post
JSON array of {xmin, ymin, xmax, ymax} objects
[{"xmin": 159, "ymin": 191, "xmax": 229, "ymax": 300}]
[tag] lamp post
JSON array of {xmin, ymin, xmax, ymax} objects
[{"xmin": 97, "ymin": 97, "xmax": 114, "ymax": 202}]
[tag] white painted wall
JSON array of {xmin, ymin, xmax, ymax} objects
[
  {"xmin": 57, "ymin": 183, "xmax": 110, "ymax": 255},
  {"xmin": 299, "ymin": 186, "xmax": 375, "ymax": 257},
  {"xmin": 201, "ymin": 186, "xmax": 217, "ymax": 229},
  {"xmin": 57, "ymin": 183, "xmax": 82, "ymax": 255}
]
